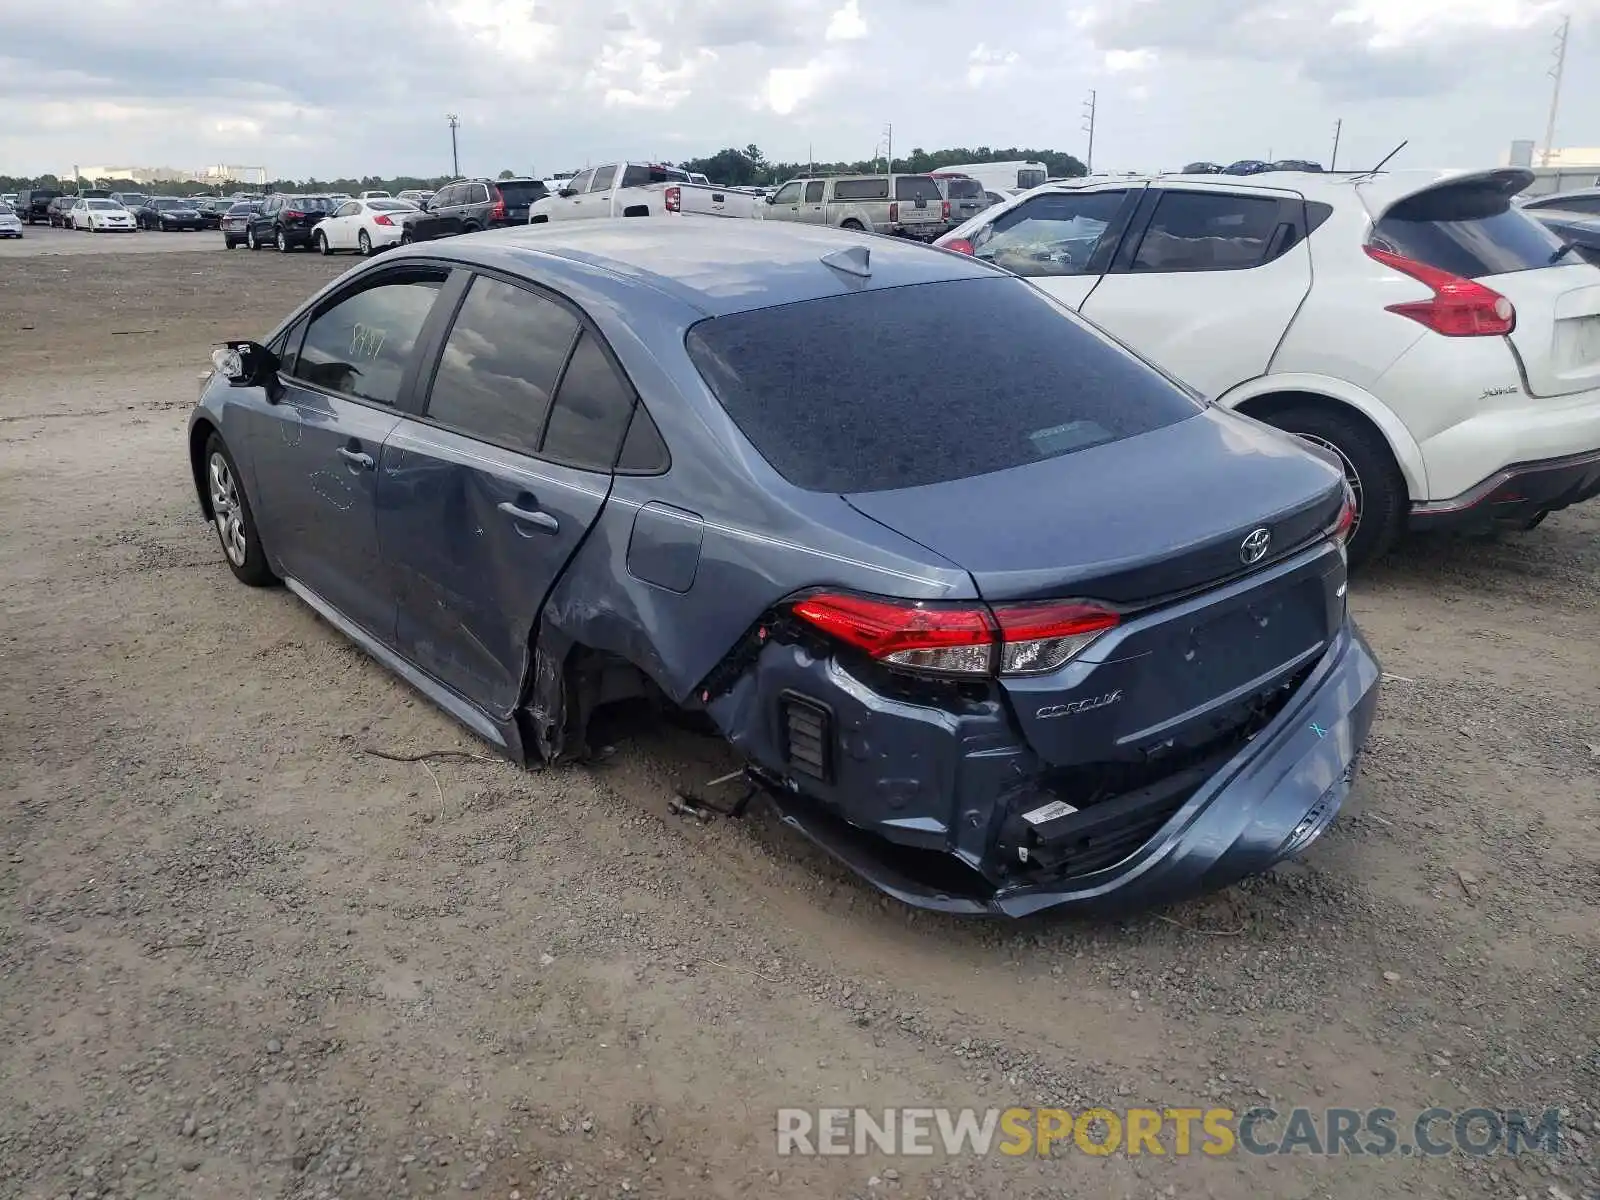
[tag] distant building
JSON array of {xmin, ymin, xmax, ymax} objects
[
  {"xmin": 1502, "ymin": 142, "xmax": 1600, "ymax": 195},
  {"xmin": 67, "ymin": 163, "xmax": 268, "ymax": 187}
]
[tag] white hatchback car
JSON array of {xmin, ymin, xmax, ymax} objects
[
  {"xmin": 938, "ymin": 168, "xmax": 1600, "ymax": 565},
  {"xmin": 71, "ymin": 198, "xmax": 136, "ymax": 233}
]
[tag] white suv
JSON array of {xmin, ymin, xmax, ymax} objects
[{"xmin": 937, "ymin": 168, "xmax": 1600, "ymax": 566}]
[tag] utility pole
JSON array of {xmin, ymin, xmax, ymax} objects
[
  {"xmin": 1082, "ymin": 90, "xmax": 1097, "ymax": 174},
  {"xmin": 446, "ymin": 113, "xmax": 461, "ymax": 178},
  {"xmin": 1330, "ymin": 119, "xmax": 1343, "ymax": 170},
  {"xmin": 1542, "ymin": 15, "xmax": 1570, "ymax": 167},
  {"xmin": 882, "ymin": 122, "xmax": 893, "ymax": 174}
]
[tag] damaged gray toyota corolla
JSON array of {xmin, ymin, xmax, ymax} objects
[{"xmin": 188, "ymin": 220, "xmax": 1379, "ymax": 918}]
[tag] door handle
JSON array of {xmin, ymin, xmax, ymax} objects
[
  {"xmin": 497, "ymin": 500, "xmax": 559, "ymax": 535},
  {"xmin": 337, "ymin": 447, "xmax": 375, "ymax": 470}
]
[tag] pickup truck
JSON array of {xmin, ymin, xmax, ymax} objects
[
  {"xmin": 762, "ymin": 174, "xmax": 952, "ymax": 240},
  {"xmin": 527, "ymin": 162, "xmax": 764, "ymax": 223}
]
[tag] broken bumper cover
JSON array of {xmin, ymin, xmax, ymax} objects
[{"xmin": 720, "ymin": 619, "xmax": 1380, "ymax": 919}]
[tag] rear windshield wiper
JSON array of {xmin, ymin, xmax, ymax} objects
[{"xmin": 1548, "ymin": 241, "xmax": 1582, "ymax": 265}]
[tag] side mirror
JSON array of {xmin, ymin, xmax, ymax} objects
[
  {"xmin": 765, "ymin": 194, "xmax": 777, "ymax": 205},
  {"xmin": 559, "ymin": 188, "xmax": 577, "ymax": 198},
  {"xmin": 213, "ymin": 341, "xmax": 283, "ymax": 402}
]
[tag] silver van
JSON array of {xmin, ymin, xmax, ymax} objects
[
  {"xmin": 763, "ymin": 174, "xmax": 952, "ymax": 239},
  {"xmin": 931, "ymin": 174, "xmax": 992, "ymax": 226}
]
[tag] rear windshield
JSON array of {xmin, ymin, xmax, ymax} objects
[
  {"xmin": 226, "ymin": 204, "xmax": 255, "ymax": 214},
  {"xmin": 943, "ymin": 178, "xmax": 984, "ymax": 199},
  {"xmin": 685, "ymin": 277, "xmax": 1199, "ymax": 492},
  {"xmin": 1017, "ymin": 168, "xmax": 1047, "ymax": 189},
  {"xmin": 894, "ymin": 176, "xmax": 942, "ymax": 202},
  {"xmin": 290, "ymin": 197, "xmax": 336, "ymax": 212},
  {"xmin": 367, "ymin": 199, "xmax": 414, "ymax": 211},
  {"xmin": 150, "ymin": 198, "xmax": 182, "ymax": 209},
  {"xmin": 1371, "ymin": 181, "xmax": 1567, "ymax": 278},
  {"xmin": 496, "ymin": 180, "xmax": 549, "ymax": 204}
]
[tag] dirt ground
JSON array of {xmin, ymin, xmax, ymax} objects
[{"xmin": 1, "ymin": 245, "xmax": 1596, "ymax": 1200}]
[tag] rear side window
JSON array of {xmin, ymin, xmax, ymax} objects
[
  {"xmin": 804, "ymin": 181, "xmax": 825, "ymax": 203},
  {"xmin": 1129, "ymin": 191, "xmax": 1284, "ymax": 272},
  {"xmin": 685, "ymin": 277, "xmax": 1199, "ymax": 493},
  {"xmin": 424, "ymin": 276, "xmax": 580, "ymax": 454},
  {"xmin": 541, "ymin": 332, "xmax": 637, "ymax": 471},
  {"xmin": 833, "ymin": 178, "xmax": 890, "ymax": 201},
  {"xmin": 297, "ymin": 275, "xmax": 445, "ymax": 405},
  {"xmin": 1371, "ymin": 180, "xmax": 1565, "ymax": 278},
  {"xmin": 894, "ymin": 176, "xmax": 941, "ymax": 202},
  {"xmin": 621, "ymin": 165, "xmax": 650, "ymax": 188}
]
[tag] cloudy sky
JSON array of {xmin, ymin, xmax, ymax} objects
[{"xmin": 2, "ymin": 0, "xmax": 1597, "ymax": 181}]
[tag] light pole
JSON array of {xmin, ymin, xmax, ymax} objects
[
  {"xmin": 1082, "ymin": 90, "xmax": 1097, "ymax": 175},
  {"xmin": 447, "ymin": 114, "xmax": 461, "ymax": 178},
  {"xmin": 1330, "ymin": 118, "xmax": 1343, "ymax": 171}
]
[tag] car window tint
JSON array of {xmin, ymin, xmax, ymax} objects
[
  {"xmin": 540, "ymin": 331, "xmax": 636, "ymax": 471},
  {"xmin": 833, "ymin": 178, "xmax": 890, "ymax": 201},
  {"xmin": 424, "ymin": 277, "xmax": 580, "ymax": 454},
  {"xmin": 685, "ymin": 276, "xmax": 1199, "ymax": 493},
  {"xmin": 567, "ymin": 170, "xmax": 595, "ymax": 195},
  {"xmin": 1129, "ymin": 191, "xmax": 1283, "ymax": 272},
  {"xmin": 616, "ymin": 402, "xmax": 669, "ymax": 473},
  {"xmin": 1566, "ymin": 196, "xmax": 1600, "ymax": 215},
  {"xmin": 804, "ymin": 181, "xmax": 825, "ymax": 203},
  {"xmin": 772, "ymin": 182, "xmax": 803, "ymax": 205},
  {"xmin": 894, "ymin": 176, "xmax": 942, "ymax": 202},
  {"xmin": 496, "ymin": 181, "xmax": 546, "ymax": 205},
  {"xmin": 621, "ymin": 164, "xmax": 650, "ymax": 188},
  {"xmin": 1371, "ymin": 180, "xmax": 1565, "ymax": 278},
  {"xmin": 589, "ymin": 165, "xmax": 617, "ymax": 192},
  {"xmin": 944, "ymin": 178, "xmax": 984, "ymax": 199},
  {"xmin": 297, "ymin": 276, "xmax": 444, "ymax": 405},
  {"xmin": 972, "ymin": 190, "xmax": 1127, "ymax": 277}
]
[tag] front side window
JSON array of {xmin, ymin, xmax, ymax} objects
[
  {"xmin": 567, "ymin": 170, "xmax": 595, "ymax": 195},
  {"xmin": 772, "ymin": 181, "xmax": 803, "ymax": 205},
  {"xmin": 971, "ymin": 190, "xmax": 1129, "ymax": 277},
  {"xmin": 686, "ymin": 276, "xmax": 1199, "ymax": 493},
  {"xmin": 589, "ymin": 165, "xmax": 617, "ymax": 192},
  {"xmin": 295, "ymin": 275, "xmax": 445, "ymax": 405},
  {"xmin": 335, "ymin": 202, "xmax": 359, "ymax": 218},
  {"xmin": 424, "ymin": 276, "xmax": 580, "ymax": 454},
  {"xmin": 541, "ymin": 331, "xmax": 636, "ymax": 471},
  {"xmin": 1128, "ymin": 191, "xmax": 1284, "ymax": 272}
]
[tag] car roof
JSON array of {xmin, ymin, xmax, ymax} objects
[
  {"xmin": 405, "ymin": 220, "xmax": 1005, "ymax": 318},
  {"xmin": 1528, "ymin": 186, "xmax": 1600, "ymax": 204},
  {"xmin": 1026, "ymin": 166, "xmax": 1541, "ymax": 210}
]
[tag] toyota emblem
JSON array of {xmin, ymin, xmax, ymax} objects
[{"xmin": 1240, "ymin": 527, "xmax": 1272, "ymax": 565}]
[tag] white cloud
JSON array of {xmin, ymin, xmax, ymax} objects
[
  {"xmin": 761, "ymin": 60, "xmax": 829, "ymax": 114},
  {"xmin": 1104, "ymin": 47, "xmax": 1156, "ymax": 71},
  {"xmin": 966, "ymin": 43, "xmax": 1019, "ymax": 87},
  {"xmin": 585, "ymin": 34, "xmax": 715, "ymax": 109},
  {"xmin": 825, "ymin": 0, "xmax": 869, "ymax": 40}
]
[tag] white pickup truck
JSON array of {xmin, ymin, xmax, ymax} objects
[{"xmin": 527, "ymin": 162, "xmax": 764, "ymax": 223}]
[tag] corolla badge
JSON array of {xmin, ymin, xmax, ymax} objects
[
  {"xmin": 1240, "ymin": 527, "xmax": 1272, "ymax": 565},
  {"xmin": 1037, "ymin": 690, "xmax": 1122, "ymax": 719}
]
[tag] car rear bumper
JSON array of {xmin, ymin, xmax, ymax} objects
[
  {"xmin": 1410, "ymin": 445, "xmax": 1600, "ymax": 528},
  {"xmin": 713, "ymin": 609, "xmax": 1380, "ymax": 918}
]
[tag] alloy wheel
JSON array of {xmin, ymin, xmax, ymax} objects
[
  {"xmin": 276, "ymin": 229, "xmax": 288, "ymax": 251},
  {"xmin": 358, "ymin": 230, "xmax": 371, "ymax": 256},
  {"xmin": 1296, "ymin": 433, "xmax": 1364, "ymax": 535},
  {"xmin": 207, "ymin": 452, "xmax": 248, "ymax": 567}
]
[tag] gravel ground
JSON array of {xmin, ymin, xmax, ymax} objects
[{"xmin": 1, "ymin": 248, "xmax": 1597, "ymax": 1200}]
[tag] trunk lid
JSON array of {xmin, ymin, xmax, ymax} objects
[
  {"xmin": 1485, "ymin": 267, "xmax": 1600, "ymax": 397},
  {"xmin": 843, "ymin": 410, "xmax": 1348, "ymax": 769}
]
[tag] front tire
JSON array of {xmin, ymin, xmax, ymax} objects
[
  {"xmin": 247, "ymin": 227, "xmax": 260, "ymax": 250},
  {"xmin": 275, "ymin": 228, "xmax": 288, "ymax": 252},
  {"xmin": 204, "ymin": 435, "xmax": 276, "ymax": 587},
  {"xmin": 1266, "ymin": 404, "xmax": 1407, "ymax": 569},
  {"xmin": 358, "ymin": 230, "xmax": 372, "ymax": 256}
]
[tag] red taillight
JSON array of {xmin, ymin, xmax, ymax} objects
[
  {"xmin": 790, "ymin": 593, "xmax": 1118, "ymax": 677},
  {"xmin": 283, "ymin": 210, "xmax": 305, "ymax": 219},
  {"xmin": 1328, "ymin": 483, "xmax": 1357, "ymax": 548},
  {"xmin": 889, "ymin": 201, "xmax": 899, "ymax": 223},
  {"xmin": 942, "ymin": 237, "xmax": 975, "ymax": 255},
  {"xmin": 373, "ymin": 214, "xmax": 395, "ymax": 226},
  {"xmin": 664, "ymin": 185, "xmax": 681, "ymax": 212},
  {"xmin": 1364, "ymin": 245, "xmax": 1514, "ymax": 337},
  {"xmin": 490, "ymin": 189, "xmax": 506, "ymax": 220},
  {"xmin": 941, "ymin": 199, "xmax": 950, "ymax": 221},
  {"xmin": 991, "ymin": 601, "xmax": 1121, "ymax": 675}
]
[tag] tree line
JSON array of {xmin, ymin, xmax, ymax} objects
[
  {"xmin": 2, "ymin": 145, "xmax": 1087, "ymax": 197},
  {"xmin": 676, "ymin": 145, "xmax": 1088, "ymax": 187}
]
